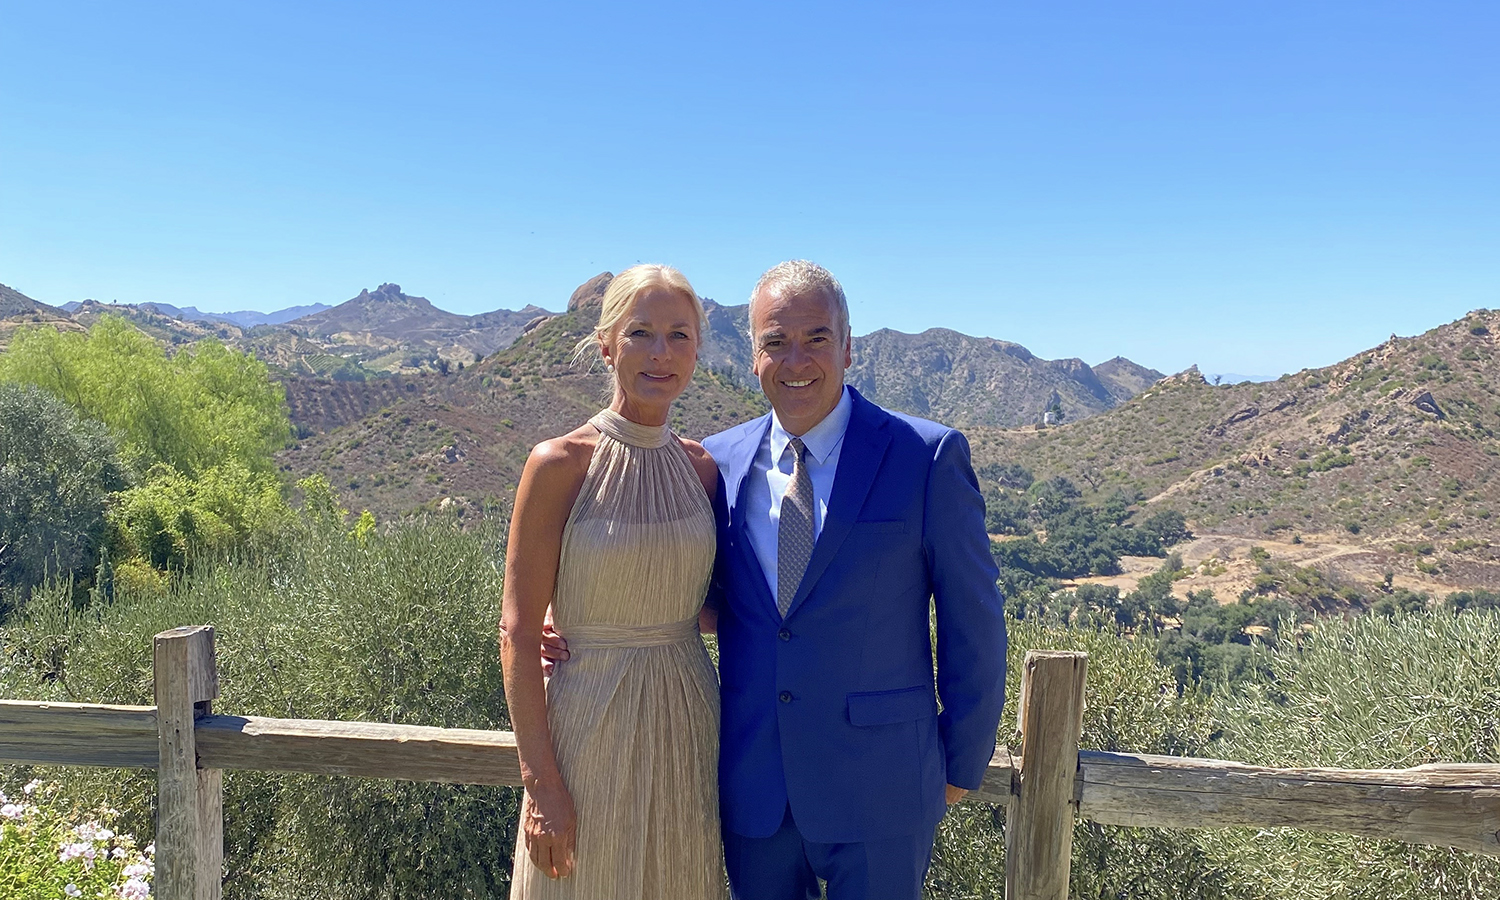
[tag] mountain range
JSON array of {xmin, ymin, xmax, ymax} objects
[
  {"xmin": 5, "ymin": 273, "xmax": 1499, "ymax": 604},
  {"xmin": 58, "ymin": 299, "xmax": 332, "ymax": 328},
  {"xmin": 0, "ymin": 275, "xmax": 1163, "ymax": 428}
]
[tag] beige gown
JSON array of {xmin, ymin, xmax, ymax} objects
[{"xmin": 510, "ymin": 409, "xmax": 727, "ymax": 900}]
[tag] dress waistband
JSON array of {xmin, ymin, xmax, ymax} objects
[{"xmin": 561, "ymin": 618, "xmax": 699, "ymax": 650}]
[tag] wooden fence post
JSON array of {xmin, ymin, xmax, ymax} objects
[
  {"xmin": 154, "ymin": 626, "xmax": 223, "ymax": 900},
  {"xmin": 1005, "ymin": 650, "xmax": 1088, "ymax": 900}
]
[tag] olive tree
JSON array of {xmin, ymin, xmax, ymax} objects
[{"xmin": 0, "ymin": 384, "xmax": 128, "ymax": 601}]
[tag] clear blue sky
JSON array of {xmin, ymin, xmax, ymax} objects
[{"xmin": 3, "ymin": 1, "xmax": 1496, "ymax": 377}]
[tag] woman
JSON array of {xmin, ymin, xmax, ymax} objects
[{"xmin": 499, "ymin": 264, "xmax": 726, "ymax": 899}]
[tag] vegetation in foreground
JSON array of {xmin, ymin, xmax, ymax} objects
[
  {"xmin": 0, "ymin": 779, "xmax": 155, "ymax": 900},
  {"xmin": 2, "ymin": 516, "xmax": 1498, "ymax": 898}
]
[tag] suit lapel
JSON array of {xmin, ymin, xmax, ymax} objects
[
  {"xmin": 783, "ymin": 391, "xmax": 891, "ymax": 619},
  {"xmin": 721, "ymin": 416, "xmax": 778, "ymax": 615}
]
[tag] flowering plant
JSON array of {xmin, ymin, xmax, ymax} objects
[{"xmin": 0, "ymin": 781, "xmax": 155, "ymax": 900}]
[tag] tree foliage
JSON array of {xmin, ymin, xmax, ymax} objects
[
  {"xmin": 108, "ymin": 461, "xmax": 293, "ymax": 570},
  {"xmin": 0, "ymin": 384, "xmax": 128, "ymax": 600},
  {"xmin": 0, "ymin": 316, "xmax": 289, "ymax": 478},
  {"xmin": 987, "ymin": 475, "xmax": 1191, "ymax": 583}
]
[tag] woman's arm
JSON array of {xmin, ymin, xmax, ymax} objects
[
  {"xmin": 500, "ymin": 438, "xmax": 586, "ymax": 879},
  {"xmin": 680, "ymin": 438, "xmax": 721, "ymax": 637}
]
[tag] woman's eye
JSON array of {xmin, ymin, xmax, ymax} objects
[
  {"xmin": 671, "ymin": 331, "xmax": 690, "ymax": 340},
  {"xmin": 630, "ymin": 329, "xmax": 649, "ymax": 337}
]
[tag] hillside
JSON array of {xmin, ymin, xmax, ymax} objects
[
  {"xmin": 847, "ymin": 328, "xmax": 1162, "ymax": 427},
  {"xmin": 274, "ymin": 275, "xmax": 768, "ymax": 520},
  {"xmin": 0, "ymin": 283, "xmax": 83, "ymax": 348},
  {"xmin": 692, "ymin": 301, "xmax": 1165, "ymax": 428},
  {"xmin": 67, "ymin": 299, "xmax": 244, "ymax": 345},
  {"xmin": 262, "ymin": 282, "xmax": 553, "ymax": 375},
  {"xmin": 968, "ymin": 310, "xmax": 1500, "ymax": 596}
]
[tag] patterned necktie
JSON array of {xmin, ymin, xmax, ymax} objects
[{"xmin": 778, "ymin": 437, "xmax": 815, "ymax": 617}]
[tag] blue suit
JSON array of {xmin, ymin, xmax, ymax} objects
[{"xmin": 704, "ymin": 388, "xmax": 1007, "ymax": 884}]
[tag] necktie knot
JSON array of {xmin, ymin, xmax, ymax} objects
[{"xmin": 787, "ymin": 437, "xmax": 807, "ymax": 466}]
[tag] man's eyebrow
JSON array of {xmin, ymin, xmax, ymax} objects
[
  {"xmin": 806, "ymin": 325, "xmax": 834, "ymax": 336},
  {"xmin": 757, "ymin": 329, "xmax": 787, "ymax": 342}
]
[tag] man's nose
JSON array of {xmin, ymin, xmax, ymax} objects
[{"xmin": 784, "ymin": 341, "xmax": 808, "ymax": 367}]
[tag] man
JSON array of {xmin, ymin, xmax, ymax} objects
[{"xmin": 704, "ymin": 261, "xmax": 1007, "ymax": 900}]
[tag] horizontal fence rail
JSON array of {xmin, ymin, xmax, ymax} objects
[
  {"xmin": 1077, "ymin": 750, "xmax": 1500, "ymax": 856},
  {"xmin": 2, "ymin": 628, "xmax": 1499, "ymax": 900}
]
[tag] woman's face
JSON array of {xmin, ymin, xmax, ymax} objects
[{"xmin": 601, "ymin": 286, "xmax": 700, "ymax": 414}]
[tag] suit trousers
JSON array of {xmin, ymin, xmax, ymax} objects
[{"xmin": 723, "ymin": 805, "xmax": 938, "ymax": 900}]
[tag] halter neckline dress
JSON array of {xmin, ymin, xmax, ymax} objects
[{"xmin": 510, "ymin": 409, "xmax": 727, "ymax": 900}]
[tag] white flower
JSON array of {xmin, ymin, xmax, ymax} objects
[
  {"xmin": 60, "ymin": 841, "xmax": 91, "ymax": 862},
  {"xmin": 23, "ymin": 779, "xmax": 40, "ymax": 795},
  {"xmin": 143, "ymin": 843, "xmax": 154, "ymax": 856},
  {"xmin": 1, "ymin": 803, "xmax": 24, "ymax": 819},
  {"xmin": 64, "ymin": 884, "xmax": 82, "ymax": 898},
  {"xmin": 118, "ymin": 878, "xmax": 150, "ymax": 900},
  {"xmin": 123, "ymin": 863, "xmax": 151, "ymax": 879},
  {"xmin": 112, "ymin": 847, "xmax": 128, "ymax": 860}
]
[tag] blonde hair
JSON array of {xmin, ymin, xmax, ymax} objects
[{"xmin": 573, "ymin": 264, "xmax": 707, "ymax": 369}]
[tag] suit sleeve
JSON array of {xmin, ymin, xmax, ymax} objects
[
  {"xmin": 924, "ymin": 428, "xmax": 1008, "ymax": 790},
  {"xmin": 704, "ymin": 471, "xmax": 730, "ymax": 614}
]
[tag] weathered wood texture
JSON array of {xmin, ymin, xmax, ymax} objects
[
  {"xmin": 0, "ymin": 700, "xmax": 157, "ymax": 768},
  {"xmin": 969, "ymin": 747, "xmax": 1019, "ymax": 805},
  {"xmin": 1079, "ymin": 751, "xmax": 1500, "ymax": 856},
  {"xmin": 195, "ymin": 715, "xmax": 525, "ymax": 785},
  {"xmin": 1005, "ymin": 651, "xmax": 1088, "ymax": 900},
  {"xmin": 154, "ymin": 626, "xmax": 223, "ymax": 900}
]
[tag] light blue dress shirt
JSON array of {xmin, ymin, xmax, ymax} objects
[{"xmin": 744, "ymin": 386, "xmax": 854, "ymax": 609}]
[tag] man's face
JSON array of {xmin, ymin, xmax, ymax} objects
[{"xmin": 750, "ymin": 287, "xmax": 851, "ymax": 436}]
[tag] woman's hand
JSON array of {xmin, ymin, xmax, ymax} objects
[{"xmin": 522, "ymin": 782, "xmax": 578, "ymax": 879}]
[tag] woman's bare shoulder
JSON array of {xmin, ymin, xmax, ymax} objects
[
  {"xmin": 524, "ymin": 424, "xmax": 601, "ymax": 490},
  {"xmin": 677, "ymin": 438, "xmax": 719, "ymax": 496}
]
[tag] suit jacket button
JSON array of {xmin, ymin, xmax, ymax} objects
[
  {"xmin": 778, "ymin": 628, "xmax": 791, "ymax": 641},
  {"xmin": 778, "ymin": 691, "xmax": 793, "ymax": 703}
]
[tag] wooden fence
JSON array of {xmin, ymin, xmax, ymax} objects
[{"xmin": 3, "ymin": 625, "xmax": 1499, "ymax": 899}]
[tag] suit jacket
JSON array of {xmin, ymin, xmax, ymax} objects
[{"xmin": 703, "ymin": 387, "xmax": 1008, "ymax": 843}]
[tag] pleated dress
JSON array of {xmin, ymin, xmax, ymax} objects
[{"xmin": 510, "ymin": 408, "xmax": 727, "ymax": 900}]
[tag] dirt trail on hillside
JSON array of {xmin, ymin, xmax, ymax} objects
[{"xmin": 1068, "ymin": 531, "xmax": 1491, "ymax": 603}]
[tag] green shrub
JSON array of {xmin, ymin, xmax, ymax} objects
[
  {"xmin": 0, "ymin": 384, "xmax": 128, "ymax": 602},
  {"xmin": 0, "ymin": 779, "xmax": 156, "ymax": 900},
  {"xmin": 0, "ymin": 316, "xmax": 289, "ymax": 478},
  {"xmin": 1206, "ymin": 610, "xmax": 1500, "ymax": 898},
  {"xmin": 927, "ymin": 618, "xmax": 1223, "ymax": 899},
  {"xmin": 2, "ymin": 516, "xmax": 517, "ymax": 900},
  {"xmin": 107, "ymin": 460, "xmax": 293, "ymax": 571}
]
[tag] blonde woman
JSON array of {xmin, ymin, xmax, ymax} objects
[{"xmin": 500, "ymin": 265, "xmax": 726, "ymax": 899}]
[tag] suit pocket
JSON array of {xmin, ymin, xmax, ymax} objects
[
  {"xmin": 851, "ymin": 519, "xmax": 905, "ymax": 534},
  {"xmin": 847, "ymin": 685, "xmax": 938, "ymax": 726}
]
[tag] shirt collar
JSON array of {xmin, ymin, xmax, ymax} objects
[{"xmin": 769, "ymin": 386, "xmax": 852, "ymax": 466}]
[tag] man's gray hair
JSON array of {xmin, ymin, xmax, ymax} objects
[{"xmin": 749, "ymin": 260, "xmax": 850, "ymax": 346}]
